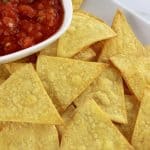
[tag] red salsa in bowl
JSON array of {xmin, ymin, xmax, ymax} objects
[{"xmin": 0, "ymin": 0, "xmax": 64, "ymax": 56}]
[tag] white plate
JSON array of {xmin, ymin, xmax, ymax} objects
[{"xmin": 82, "ymin": 0, "xmax": 150, "ymax": 45}]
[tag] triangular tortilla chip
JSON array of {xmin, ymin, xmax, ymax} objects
[
  {"xmin": 57, "ymin": 105, "xmax": 76, "ymax": 137},
  {"xmin": 110, "ymin": 54, "xmax": 150, "ymax": 101},
  {"xmin": 73, "ymin": 47, "xmax": 96, "ymax": 61},
  {"xmin": 0, "ymin": 65, "xmax": 10, "ymax": 85},
  {"xmin": 5, "ymin": 63, "xmax": 27, "ymax": 74},
  {"xmin": 0, "ymin": 123, "xmax": 59, "ymax": 150},
  {"xmin": 132, "ymin": 89, "xmax": 150, "ymax": 150},
  {"xmin": 57, "ymin": 11, "xmax": 116, "ymax": 58},
  {"xmin": 36, "ymin": 55, "xmax": 107, "ymax": 112},
  {"xmin": 72, "ymin": 0, "xmax": 83, "ymax": 10},
  {"xmin": 60, "ymin": 99, "xmax": 133, "ymax": 150},
  {"xmin": 0, "ymin": 64, "xmax": 62, "ymax": 124},
  {"xmin": 40, "ymin": 41, "xmax": 58, "ymax": 56},
  {"xmin": 98, "ymin": 10, "xmax": 146, "ymax": 62},
  {"xmin": 115, "ymin": 95, "xmax": 140, "ymax": 142},
  {"xmin": 145, "ymin": 46, "xmax": 150, "ymax": 55},
  {"xmin": 74, "ymin": 65, "xmax": 127, "ymax": 123}
]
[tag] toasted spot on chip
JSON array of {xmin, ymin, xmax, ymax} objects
[
  {"xmin": 72, "ymin": 0, "xmax": 83, "ymax": 10},
  {"xmin": 40, "ymin": 41, "xmax": 58, "ymax": 56},
  {"xmin": 132, "ymin": 89, "xmax": 150, "ymax": 150},
  {"xmin": 73, "ymin": 47, "xmax": 96, "ymax": 61},
  {"xmin": 110, "ymin": 54, "xmax": 150, "ymax": 101},
  {"xmin": 36, "ymin": 55, "xmax": 107, "ymax": 112},
  {"xmin": 0, "ymin": 64, "xmax": 62, "ymax": 124},
  {"xmin": 5, "ymin": 63, "xmax": 27, "ymax": 74},
  {"xmin": 61, "ymin": 99, "xmax": 133, "ymax": 150},
  {"xmin": 57, "ymin": 105, "xmax": 76, "ymax": 137},
  {"xmin": 74, "ymin": 65, "xmax": 127, "ymax": 123},
  {"xmin": 57, "ymin": 11, "xmax": 116, "ymax": 58},
  {"xmin": 0, "ymin": 123, "xmax": 59, "ymax": 150},
  {"xmin": 115, "ymin": 95, "xmax": 140, "ymax": 142},
  {"xmin": 0, "ymin": 65, "xmax": 10, "ymax": 85},
  {"xmin": 98, "ymin": 10, "xmax": 146, "ymax": 62}
]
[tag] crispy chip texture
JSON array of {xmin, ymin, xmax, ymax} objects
[
  {"xmin": 57, "ymin": 11, "xmax": 116, "ymax": 58},
  {"xmin": 74, "ymin": 66, "xmax": 127, "ymax": 123},
  {"xmin": 5, "ymin": 63, "xmax": 26, "ymax": 74},
  {"xmin": 115, "ymin": 95, "xmax": 140, "ymax": 142},
  {"xmin": 61, "ymin": 99, "xmax": 133, "ymax": 150},
  {"xmin": 40, "ymin": 41, "xmax": 58, "ymax": 56},
  {"xmin": 0, "ymin": 123, "xmax": 59, "ymax": 150},
  {"xmin": 0, "ymin": 64, "xmax": 62, "ymax": 124},
  {"xmin": 57, "ymin": 105, "xmax": 76, "ymax": 136},
  {"xmin": 0, "ymin": 65, "xmax": 10, "ymax": 85},
  {"xmin": 111, "ymin": 55, "xmax": 150, "ymax": 101},
  {"xmin": 132, "ymin": 89, "xmax": 150, "ymax": 150},
  {"xmin": 73, "ymin": 47, "xmax": 96, "ymax": 61},
  {"xmin": 37, "ymin": 55, "xmax": 106, "ymax": 112},
  {"xmin": 72, "ymin": 0, "xmax": 83, "ymax": 10},
  {"xmin": 99, "ymin": 10, "xmax": 145, "ymax": 62}
]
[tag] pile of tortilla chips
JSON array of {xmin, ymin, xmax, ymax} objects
[{"xmin": 0, "ymin": 2, "xmax": 149, "ymax": 149}]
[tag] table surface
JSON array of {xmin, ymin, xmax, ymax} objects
[{"xmin": 119, "ymin": 0, "xmax": 150, "ymax": 20}]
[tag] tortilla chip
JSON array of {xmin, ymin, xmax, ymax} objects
[
  {"xmin": 5, "ymin": 63, "xmax": 27, "ymax": 74},
  {"xmin": 60, "ymin": 99, "xmax": 133, "ymax": 150},
  {"xmin": 145, "ymin": 45, "xmax": 150, "ymax": 51},
  {"xmin": 36, "ymin": 55, "xmax": 107, "ymax": 112},
  {"xmin": 72, "ymin": 0, "xmax": 83, "ymax": 10},
  {"xmin": 0, "ymin": 64, "xmax": 62, "ymax": 124},
  {"xmin": 57, "ymin": 105, "xmax": 76, "ymax": 136},
  {"xmin": 73, "ymin": 47, "xmax": 96, "ymax": 61},
  {"xmin": 98, "ymin": 10, "xmax": 146, "ymax": 62},
  {"xmin": 115, "ymin": 95, "xmax": 140, "ymax": 142},
  {"xmin": 0, "ymin": 123, "xmax": 59, "ymax": 150},
  {"xmin": 132, "ymin": 89, "xmax": 150, "ymax": 150},
  {"xmin": 110, "ymin": 54, "xmax": 150, "ymax": 101},
  {"xmin": 57, "ymin": 11, "xmax": 116, "ymax": 58},
  {"xmin": 40, "ymin": 41, "xmax": 58, "ymax": 56},
  {"xmin": 74, "ymin": 65, "xmax": 127, "ymax": 123},
  {"xmin": 0, "ymin": 65, "xmax": 10, "ymax": 85}
]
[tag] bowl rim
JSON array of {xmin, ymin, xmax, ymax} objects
[{"xmin": 0, "ymin": 0, "xmax": 73, "ymax": 64}]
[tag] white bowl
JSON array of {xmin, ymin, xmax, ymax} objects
[
  {"xmin": 0, "ymin": 0, "xmax": 73, "ymax": 64},
  {"xmin": 82, "ymin": 0, "xmax": 150, "ymax": 45}
]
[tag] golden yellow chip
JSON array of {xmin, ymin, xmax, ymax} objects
[
  {"xmin": 61, "ymin": 99, "xmax": 133, "ymax": 150},
  {"xmin": 73, "ymin": 47, "xmax": 96, "ymax": 61},
  {"xmin": 40, "ymin": 41, "xmax": 58, "ymax": 56},
  {"xmin": 36, "ymin": 55, "xmax": 107, "ymax": 112},
  {"xmin": 5, "ymin": 63, "xmax": 27, "ymax": 74},
  {"xmin": 132, "ymin": 89, "xmax": 150, "ymax": 150},
  {"xmin": 145, "ymin": 45, "xmax": 150, "ymax": 50},
  {"xmin": 72, "ymin": 0, "xmax": 83, "ymax": 10},
  {"xmin": 115, "ymin": 95, "xmax": 140, "ymax": 142},
  {"xmin": 0, "ymin": 65, "xmax": 10, "ymax": 85},
  {"xmin": 110, "ymin": 54, "xmax": 150, "ymax": 101},
  {"xmin": 0, "ymin": 123, "xmax": 59, "ymax": 150},
  {"xmin": 57, "ymin": 11, "xmax": 116, "ymax": 58},
  {"xmin": 74, "ymin": 65, "xmax": 127, "ymax": 123},
  {"xmin": 98, "ymin": 10, "xmax": 146, "ymax": 62},
  {"xmin": 57, "ymin": 105, "xmax": 76, "ymax": 136},
  {"xmin": 0, "ymin": 64, "xmax": 62, "ymax": 124}
]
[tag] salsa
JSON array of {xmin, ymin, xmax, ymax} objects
[{"xmin": 0, "ymin": 0, "xmax": 64, "ymax": 56}]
